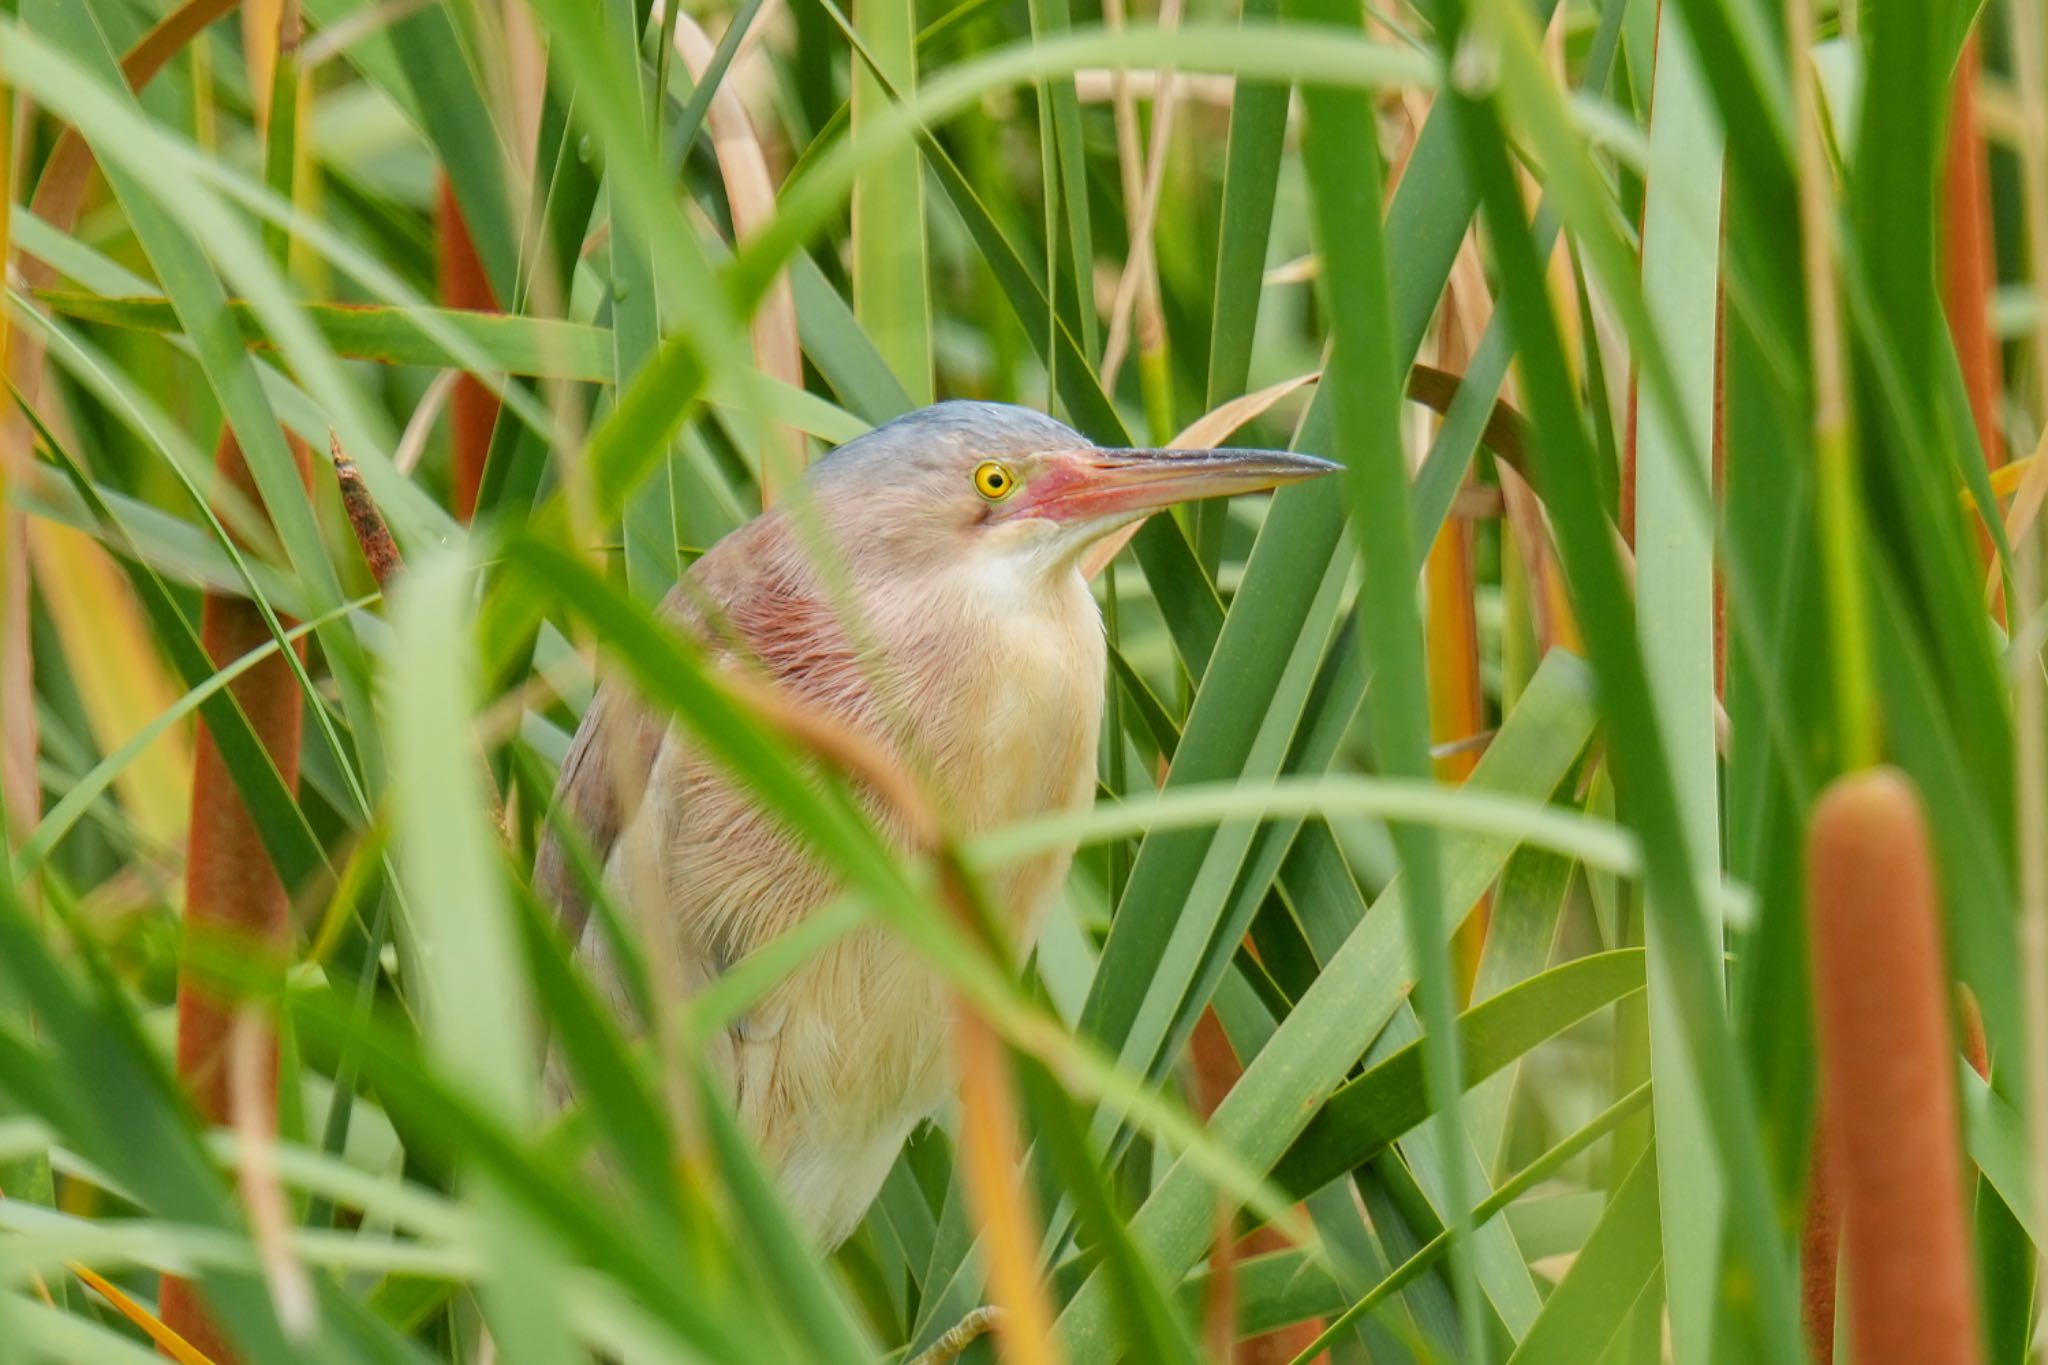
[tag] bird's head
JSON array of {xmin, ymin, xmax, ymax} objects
[{"xmin": 804, "ymin": 401, "xmax": 1338, "ymax": 584}]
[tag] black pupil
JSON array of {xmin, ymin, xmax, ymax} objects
[{"xmin": 988, "ymin": 470, "xmax": 1004, "ymax": 487}]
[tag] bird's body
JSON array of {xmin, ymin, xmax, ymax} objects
[{"xmin": 537, "ymin": 402, "xmax": 1331, "ymax": 1247}]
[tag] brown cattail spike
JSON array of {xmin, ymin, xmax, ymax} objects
[
  {"xmin": 1807, "ymin": 767, "xmax": 1983, "ymax": 1365},
  {"xmin": 331, "ymin": 431, "xmax": 403, "ymax": 588},
  {"xmin": 160, "ymin": 428, "xmax": 312, "ymax": 1360},
  {"xmin": 436, "ymin": 175, "xmax": 500, "ymax": 523}
]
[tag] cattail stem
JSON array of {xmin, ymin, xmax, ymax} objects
[
  {"xmin": 1944, "ymin": 38, "xmax": 2003, "ymax": 475},
  {"xmin": 159, "ymin": 429, "xmax": 311, "ymax": 1360},
  {"xmin": 1807, "ymin": 768, "xmax": 1982, "ymax": 1365},
  {"xmin": 1800, "ymin": 1123, "xmax": 1839, "ymax": 1365},
  {"xmin": 1788, "ymin": 0, "xmax": 1876, "ymax": 771},
  {"xmin": 1943, "ymin": 36, "xmax": 2007, "ymax": 626}
]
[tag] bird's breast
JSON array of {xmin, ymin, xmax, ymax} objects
[{"xmin": 911, "ymin": 567, "xmax": 1105, "ymax": 833}]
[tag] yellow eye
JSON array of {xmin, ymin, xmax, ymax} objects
[{"xmin": 973, "ymin": 460, "xmax": 1016, "ymax": 500}]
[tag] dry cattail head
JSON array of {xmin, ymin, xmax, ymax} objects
[{"xmin": 1807, "ymin": 767, "xmax": 1982, "ymax": 1365}]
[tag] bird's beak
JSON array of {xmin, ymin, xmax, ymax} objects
[{"xmin": 1008, "ymin": 446, "xmax": 1340, "ymax": 526}]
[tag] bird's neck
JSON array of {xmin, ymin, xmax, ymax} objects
[{"xmin": 860, "ymin": 560, "xmax": 1104, "ymax": 834}]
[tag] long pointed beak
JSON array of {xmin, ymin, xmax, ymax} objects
[{"xmin": 1011, "ymin": 446, "xmax": 1339, "ymax": 525}]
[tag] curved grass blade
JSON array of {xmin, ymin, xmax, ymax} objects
[
  {"xmin": 1273, "ymin": 950, "xmax": 1646, "ymax": 1200},
  {"xmin": 1287, "ymin": 1081, "xmax": 1655, "ymax": 1364},
  {"xmin": 1293, "ymin": 0, "xmax": 1471, "ymax": 1344}
]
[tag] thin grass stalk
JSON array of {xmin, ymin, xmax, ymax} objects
[
  {"xmin": 1295, "ymin": 14, "xmax": 1475, "ymax": 1349},
  {"xmin": 1788, "ymin": 0, "xmax": 1875, "ymax": 770},
  {"xmin": 1099, "ymin": 0, "xmax": 1182, "ymax": 441},
  {"xmin": 1535, "ymin": 6, "xmax": 1580, "ymax": 380},
  {"xmin": 1807, "ymin": 769, "xmax": 1982, "ymax": 1365},
  {"xmin": 437, "ymin": 173, "xmax": 501, "ymax": 523},
  {"xmin": 2005, "ymin": 0, "xmax": 2048, "ymax": 1326},
  {"xmin": 0, "ymin": 78, "xmax": 35, "ymax": 865},
  {"xmin": 1990, "ymin": 0, "xmax": 2048, "ymax": 540},
  {"xmin": 1429, "ymin": 500, "xmax": 1487, "ymax": 998},
  {"xmin": 668, "ymin": 9, "xmax": 806, "ymax": 501},
  {"xmin": 0, "ymin": 78, "xmax": 30, "ymax": 855},
  {"xmin": 1503, "ymin": 0, "xmax": 1584, "ymax": 661},
  {"xmin": 1422, "ymin": 343, "xmax": 1485, "ymax": 793},
  {"xmin": 243, "ymin": 0, "xmax": 286, "ymax": 126},
  {"xmin": 228, "ymin": 1008, "xmax": 314, "ymax": 1338},
  {"xmin": 2020, "ymin": 417, "xmax": 2048, "ymax": 1365},
  {"xmin": 2000, "ymin": 0, "xmax": 2048, "ymax": 557},
  {"xmin": 1442, "ymin": 231, "xmax": 1576, "ymax": 654},
  {"xmin": 851, "ymin": 0, "xmax": 933, "ymax": 405},
  {"xmin": 1712, "ymin": 282, "xmax": 1726, "ymax": 697},
  {"xmin": 1098, "ymin": 0, "xmax": 1150, "ymax": 411}
]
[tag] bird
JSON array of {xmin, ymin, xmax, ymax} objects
[{"xmin": 534, "ymin": 399, "xmax": 1336, "ymax": 1249}]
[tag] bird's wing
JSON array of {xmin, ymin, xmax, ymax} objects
[
  {"xmin": 532, "ymin": 543, "xmax": 750, "ymax": 948},
  {"xmin": 532, "ymin": 677, "xmax": 665, "ymax": 948}
]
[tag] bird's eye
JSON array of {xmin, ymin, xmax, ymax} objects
[{"xmin": 973, "ymin": 460, "xmax": 1016, "ymax": 500}]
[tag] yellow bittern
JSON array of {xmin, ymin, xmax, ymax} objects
[{"xmin": 536, "ymin": 401, "xmax": 1334, "ymax": 1247}]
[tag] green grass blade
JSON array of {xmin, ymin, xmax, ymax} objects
[
  {"xmin": 1273, "ymin": 950, "xmax": 1645, "ymax": 1199},
  {"xmin": 1203, "ymin": 0, "xmax": 1290, "ymax": 410},
  {"xmin": 1502, "ymin": 1149, "xmax": 1663, "ymax": 1365},
  {"xmin": 1295, "ymin": 0, "xmax": 1473, "ymax": 1348},
  {"xmin": 851, "ymin": 0, "xmax": 933, "ymax": 403},
  {"xmin": 1633, "ymin": 12, "xmax": 1730, "ymax": 1360}
]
